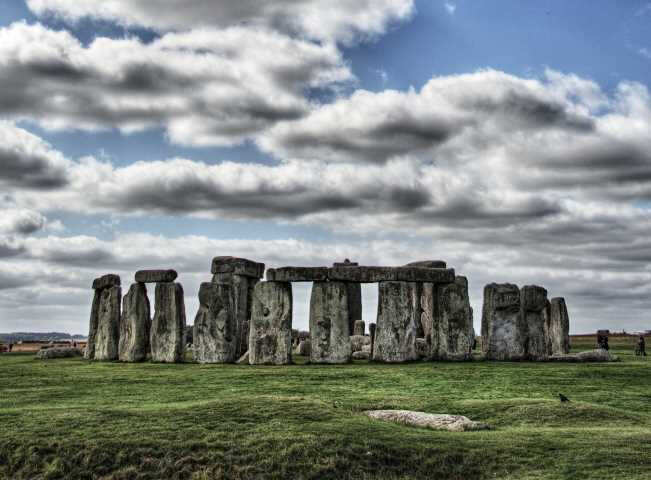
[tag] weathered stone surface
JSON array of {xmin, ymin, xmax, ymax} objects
[
  {"xmin": 211, "ymin": 256, "xmax": 265, "ymax": 278},
  {"xmin": 194, "ymin": 282, "xmax": 237, "ymax": 363},
  {"xmin": 369, "ymin": 323, "xmax": 376, "ymax": 357},
  {"xmin": 365, "ymin": 410, "xmax": 489, "ymax": 432},
  {"xmin": 309, "ymin": 281, "xmax": 352, "ymax": 363},
  {"xmin": 415, "ymin": 338, "xmax": 428, "ymax": 359},
  {"xmin": 237, "ymin": 351, "xmax": 249, "ymax": 364},
  {"xmin": 548, "ymin": 298, "xmax": 570, "ymax": 355},
  {"xmin": 119, "ymin": 283, "xmax": 151, "ymax": 362},
  {"xmin": 94, "ymin": 285, "xmax": 121, "ymax": 361},
  {"xmin": 481, "ymin": 283, "xmax": 526, "ymax": 360},
  {"xmin": 249, "ymin": 281, "xmax": 293, "ymax": 365},
  {"xmin": 213, "ymin": 273, "xmax": 258, "ymax": 357},
  {"xmin": 92, "ymin": 273, "xmax": 121, "ymax": 290},
  {"xmin": 549, "ymin": 349, "xmax": 617, "ymax": 362},
  {"xmin": 353, "ymin": 320, "xmax": 366, "ymax": 336},
  {"xmin": 373, "ymin": 281, "xmax": 420, "ymax": 362},
  {"xmin": 296, "ymin": 339, "xmax": 311, "ymax": 356},
  {"xmin": 36, "ymin": 347, "xmax": 83, "ymax": 359},
  {"xmin": 596, "ymin": 330, "xmax": 610, "ymax": 350},
  {"xmin": 84, "ymin": 290, "xmax": 101, "ymax": 360},
  {"xmin": 135, "ymin": 269, "xmax": 177, "ymax": 283},
  {"xmin": 406, "ymin": 260, "xmax": 447, "ymax": 269},
  {"xmin": 352, "ymin": 351, "xmax": 370, "ymax": 360},
  {"xmin": 151, "ymin": 283, "xmax": 186, "ymax": 363},
  {"xmin": 329, "ymin": 266, "xmax": 455, "ymax": 284},
  {"xmin": 266, "ymin": 267, "xmax": 328, "ymax": 282},
  {"xmin": 350, "ymin": 334, "xmax": 371, "ymax": 353},
  {"xmin": 434, "ymin": 276, "xmax": 473, "ymax": 361},
  {"xmin": 419, "ymin": 283, "xmax": 436, "ymax": 343},
  {"xmin": 521, "ymin": 285, "xmax": 549, "ymax": 360}
]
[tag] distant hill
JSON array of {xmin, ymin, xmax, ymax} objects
[{"xmin": 0, "ymin": 332, "xmax": 87, "ymax": 343}]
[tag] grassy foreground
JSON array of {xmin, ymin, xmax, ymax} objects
[{"xmin": 0, "ymin": 338, "xmax": 649, "ymax": 479}]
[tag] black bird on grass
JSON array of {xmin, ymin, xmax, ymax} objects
[{"xmin": 558, "ymin": 393, "xmax": 570, "ymax": 402}]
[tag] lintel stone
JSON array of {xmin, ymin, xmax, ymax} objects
[
  {"xmin": 266, "ymin": 267, "xmax": 329, "ymax": 282},
  {"xmin": 135, "ymin": 269, "xmax": 178, "ymax": 283},
  {"xmin": 211, "ymin": 256, "xmax": 265, "ymax": 278},
  {"xmin": 92, "ymin": 274, "xmax": 121, "ymax": 290}
]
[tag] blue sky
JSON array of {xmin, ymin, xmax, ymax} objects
[{"xmin": 0, "ymin": 0, "xmax": 650, "ymax": 334}]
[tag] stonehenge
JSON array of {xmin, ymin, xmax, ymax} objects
[
  {"xmin": 84, "ymin": 257, "xmax": 573, "ymax": 366},
  {"xmin": 373, "ymin": 281, "xmax": 421, "ymax": 362},
  {"xmin": 249, "ymin": 281, "xmax": 293, "ymax": 365},
  {"xmin": 309, "ymin": 281, "xmax": 352, "ymax": 363},
  {"xmin": 212, "ymin": 256, "xmax": 264, "ymax": 358},
  {"xmin": 88, "ymin": 274, "xmax": 121, "ymax": 361},
  {"xmin": 151, "ymin": 282, "xmax": 186, "ymax": 363},
  {"xmin": 194, "ymin": 282, "xmax": 238, "ymax": 363},
  {"xmin": 118, "ymin": 283, "xmax": 151, "ymax": 362}
]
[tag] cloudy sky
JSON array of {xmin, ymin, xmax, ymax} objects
[{"xmin": 1, "ymin": 1, "xmax": 650, "ymax": 335}]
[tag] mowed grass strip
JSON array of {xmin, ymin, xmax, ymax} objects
[{"xmin": 0, "ymin": 339, "xmax": 649, "ymax": 479}]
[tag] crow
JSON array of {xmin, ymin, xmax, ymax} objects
[{"xmin": 558, "ymin": 393, "xmax": 570, "ymax": 402}]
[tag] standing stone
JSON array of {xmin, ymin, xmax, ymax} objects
[
  {"xmin": 309, "ymin": 282, "xmax": 352, "ymax": 363},
  {"xmin": 434, "ymin": 276, "xmax": 473, "ymax": 360},
  {"xmin": 373, "ymin": 281, "xmax": 420, "ymax": 363},
  {"xmin": 369, "ymin": 323, "xmax": 376, "ymax": 358},
  {"xmin": 212, "ymin": 256, "xmax": 264, "ymax": 358},
  {"xmin": 194, "ymin": 282, "xmax": 237, "ymax": 363},
  {"xmin": 85, "ymin": 290, "xmax": 101, "ymax": 359},
  {"xmin": 353, "ymin": 320, "xmax": 366, "ymax": 336},
  {"xmin": 596, "ymin": 330, "xmax": 610, "ymax": 350},
  {"xmin": 151, "ymin": 283, "xmax": 186, "ymax": 363},
  {"xmin": 249, "ymin": 281, "xmax": 292, "ymax": 365},
  {"xmin": 118, "ymin": 283, "xmax": 151, "ymax": 362},
  {"xmin": 548, "ymin": 297, "xmax": 570, "ymax": 355},
  {"xmin": 521, "ymin": 285, "xmax": 549, "ymax": 360},
  {"xmin": 333, "ymin": 260, "xmax": 362, "ymax": 335},
  {"xmin": 481, "ymin": 283, "xmax": 526, "ymax": 360},
  {"xmin": 420, "ymin": 283, "xmax": 437, "ymax": 353},
  {"xmin": 94, "ymin": 285, "xmax": 121, "ymax": 361}
]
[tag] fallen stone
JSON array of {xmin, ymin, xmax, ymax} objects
[
  {"xmin": 119, "ymin": 283, "xmax": 151, "ymax": 362},
  {"xmin": 521, "ymin": 285, "xmax": 549, "ymax": 360},
  {"xmin": 405, "ymin": 260, "xmax": 447, "ymax": 269},
  {"xmin": 373, "ymin": 281, "xmax": 420, "ymax": 363},
  {"xmin": 249, "ymin": 281, "xmax": 293, "ymax": 365},
  {"xmin": 237, "ymin": 351, "xmax": 249, "ymax": 364},
  {"xmin": 92, "ymin": 274, "xmax": 120, "ymax": 290},
  {"xmin": 194, "ymin": 282, "xmax": 238, "ymax": 363},
  {"xmin": 94, "ymin": 285, "xmax": 121, "ymax": 361},
  {"xmin": 84, "ymin": 290, "xmax": 101, "ymax": 360},
  {"xmin": 434, "ymin": 276, "xmax": 473, "ymax": 361},
  {"xmin": 548, "ymin": 298, "xmax": 570, "ymax": 355},
  {"xmin": 353, "ymin": 320, "xmax": 366, "ymax": 336},
  {"xmin": 309, "ymin": 281, "xmax": 352, "ymax": 363},
  {"xmin": 549, "ymin": 349, "xmax": 617, "ymax": 362},
  {"xmin": 211, "ymin": 256, "xmax": 265, "ymax": 278},
  {"xmin": 352, "ymin": 351, "xmax": 370, "ymax": 360},
  {"xmin": 135, "ymin": 269, "xmax": 178, "ymax": 283},
  {"xmin": 266, "ymin": 266, "xmax": 328, "ymax": 282},
  {"xmin": 296, "ymin": 339, "xmax": 311, "ymax": 356},
  {"xmin": 36, "ymin": 347, "xmax": 83, "ymax": 359},
  {"xmin": 150, "ymin": 282, "xmax": 186, "ymax": 363},
  {"xmin": 365, "ymin": 410, "xmax": 489, "ymax": 432},
  {"xmin": 350, "ymin": 334, "xmax": 371, "ymax": 353},
  {"xmin": 481, "ymin": 283, "xmax": 526, "ymax": 360}
]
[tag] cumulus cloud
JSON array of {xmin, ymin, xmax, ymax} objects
[
  {"xmin": 0, "ymin": 121, "xmax": 70, "ymax": 189},
  {"xmin": 0, "ymin": 22, "xmax": 352, "ymax": 146},
  {"xmin": 0, "ymin": 209, "xmax": 46, "ymax": 235},
  {"xmin": 26, "ymin": 0, "xmax": 415, "ymax": 44},
  {"xmin": 259, "ymin": 69, "xmax": 599, "ymax": 164}
]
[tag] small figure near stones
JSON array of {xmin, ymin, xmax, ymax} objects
[
  {"xmin": 635, "ymin": 335, "xmax": 646, "ymax": 356},
  {"xmin": 596, "ymin": 330, "xmax": 609, "ymax": 351}
]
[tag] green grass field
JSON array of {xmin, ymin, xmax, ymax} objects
[{"xmin": 0, "ymin": 337, "xmax": 649, "ymax": 479}]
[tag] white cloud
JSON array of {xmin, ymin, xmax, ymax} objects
[
  {"xmin": 26, "ymin": 0, "xmax": 415, "ymax": 45},
  {"xmin": 639, "ymin": 47, "xmax": 651, "ymax": 60},
  {"xmin": 444, "ymin": 2, "xmax": 457, "ymax": 15},
  {"xmin": 0, "ymin": 22, "xmax": 353, "ymax": 146}
]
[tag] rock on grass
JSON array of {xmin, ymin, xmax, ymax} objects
[{"xmin": 365, "ymin": 410, "xmax": 489, "ymax": 432}]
